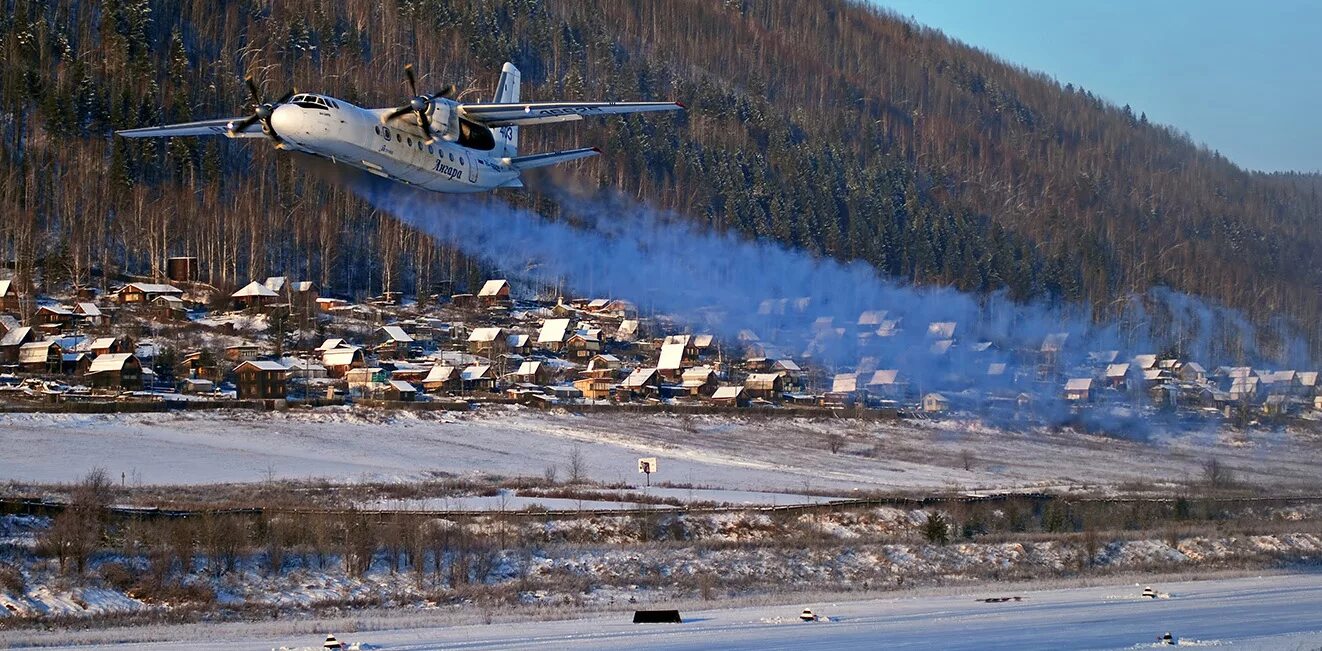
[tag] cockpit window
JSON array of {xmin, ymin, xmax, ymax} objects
[{"xmin": 291, "ymin": 94, "xmax": 330, "ymax": 110}]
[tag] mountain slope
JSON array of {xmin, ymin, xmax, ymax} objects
[{"xmin": 0, "ymin": 0, "xmax": 1317, "ymax": 355}]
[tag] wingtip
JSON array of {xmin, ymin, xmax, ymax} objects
[
  {"xmin": 675, "ymin": 101, "xmax": 687, "ymax": 110},
  {"xmin": 591, "ymin": 146, "xmax": 602, "ymax": 154}
]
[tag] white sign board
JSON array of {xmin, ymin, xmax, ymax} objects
[{"xmin": 638, "ymin": 457, "xmax": 658, "ymax": 474}]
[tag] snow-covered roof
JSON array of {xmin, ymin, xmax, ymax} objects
[
  {"xmin": 1040, "ymin": 332, "xmax": 1069, "ymax": 352},
  {"xmin": 461, "ymin": 365, "xmax": 493, "ymax": 381},
  {"xmin": 236, "ymin": 360, "xmax": 288, "ymax": 372},
  {"xmin": 1106, "ymin": 363, "xmax": 1131, "ymax": 378},
  {"xmin": 867, "ymin": 369, "xmax": 901, "ymax": 386},
  {"xmin": 37, "ymin": 305, "xmax": 73, "ymax": 316},
  {"xmin": 75, "ymin": 303, "xmax": 102, "ymax": 317},
  {"xmin": 507, "ymin": 333, "xmax": 530, "ymax": 348},
  {"xmin": 263, "ymin": 276, "xmax": 287, "ymax": 293},
  {"xmin": 316, "ymin": 338, "xmax": 349, "ymax": 351},
  {"xmin": 90, "ymin": 337, "xmax": 118, "ymax": 350},
  {"xmin": 1065, "ymin": 378, "xmax": 1093, "ymax": 391},
  {"xmin": 18, "ymin": 341, "xmax": 57, "ymax": 363},
  {"xmin": 774, "ymin": 359, "xmax": 801, "ymax": 372},
  {"xmin": 468, "ymin": 327, "xmax": 503, "ymax": 343},
  {"xmin": 1133, "ymin": 354, "xmax": 1158, "ymax": 369},
  {"xmin": 322, "ymin": 347, "xmax": 362, "ymax": 366},
  {"xmin": 930, "ymin": 339, "xmax": 954, "ymax": 355},
  {"xmin": 832, "ymin": 373, "xmax": 858, "ymax": 393},
  {"xmin": 712, "ymin": 385, "xmax": 744, "ymax": 399},
  {"xmin": 623, "ymin": 367, "xmax": 658, "ymax": 388},
  {"xmin": 538, "ymin": 318, "xmax": 571, "ymax": 344},
  {"xmin": 153, "ymin": 295, "xmax": 184, "ymax": 305},
  {"xmin": 857, "ymin": 310, "xmax": 887, "ymax": 326},
  {"xmin": 87, "ymin": 353, "xmax": 136, "ymax": 373},
  {"xmin": 0, "ymin": 327, "xmax": 33, "ymax": 346},
  {"xmin": 232, "ymin": 281, "xmax": 278, "ymax": 298},
  {"xmin": 682, "ymin": 367, "xmax": 716, "ymax": 385},
  {"xmin": 658, "ymin": 343, "xmax": 685, "ymax": 370},
  {"xmin": 388, "ymin": 380, "xmax": 416, "ymax": 392},
  {"xmin": 516, "ymin": 361, "xmax": 542, "ymax": 376},
  {"xmin": 477, "ymin": 279, "xmax": 510, "ymax": 297},
  {"xmin": 424, "ymin": 365, "xmax": 458, "ymax": 383},
  {"xmin": 927, "ymin": 321, "xmax": 956, "ymax": 339},
  {"xmin": 987, "ymin": 363, "xmax": 1008, "ymax": 376},
  {"xmin": 664, "ymin": 334, "xmax": 692, "ymax": 347},
  {"xmin": 617, "ymin": 320, "xmax": 639, "ymax": 337},
  {"xmin": 744, "ymin": 372, "xmax": 782, "ymax": 389},
  {"xmin": 381, "ymin": 325, "xmax": 414, "ymax": 343},
  {"xmin": 123, "ymin": 283, "xmax": 183, "ymax": 294},
  {"xmin": 0, "ymin": 279, "xmax": 10, "ymax": 297}
]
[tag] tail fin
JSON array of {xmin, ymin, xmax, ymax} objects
[{"xmin": 493, "ymin": 62, "xmax": 520, "ymax": 157}]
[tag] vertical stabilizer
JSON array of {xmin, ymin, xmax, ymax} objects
[{"xmin": 494, "ymin": 62, "xmax": 520, "ymax": 157}]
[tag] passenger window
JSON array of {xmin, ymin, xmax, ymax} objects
[
  {"xmin": 407, "ymin": 137, "xmax": 412, "ymax": 146},
  {"xmin": 459, "ymin": 157, "xmax": 465, "ymax": 165},
  {"xmin": 374, "ymin": 126, "xmax": 380, "ymax": 135},
  {"xmin": 428, "ymin": 145, "xmax": 433, "ymax": 155},
  {"xmin": 396, "ymin": 134, "xmax": 401, "ymax": 142},
  {"xmin": 449, "ymin": 153, "xmax": 454, "ymax": 161},
  {"xmin": 382, "ymin": 127, "xmax": 390, "ymax": 141}
]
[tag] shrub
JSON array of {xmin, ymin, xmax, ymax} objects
[
  {"xmin": 923, "ymin": 512, "xmax": 950, "ymax": 545},
  {"xmin": 0, "ymin": 563, "xmax": 25, "ymax": 594}
]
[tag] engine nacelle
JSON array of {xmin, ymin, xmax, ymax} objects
[{"xmin": 429, "ymin": 101, "xmax": 460, "ymax": 142}]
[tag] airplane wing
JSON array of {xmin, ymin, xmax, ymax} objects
[
  {"xmin": 504, "ymin": 147, "xmax": 601, "ymax": 171},
  {"xmin": 115, "ymin": 117, "xmax": 265, "ymax": 139},
  {"xmin": 459, "ymin": 101, "xmax": 684, "ymax": 127}
]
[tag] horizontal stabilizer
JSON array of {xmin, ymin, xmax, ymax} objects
[
  {"xmin": 461, "ymin": 101, "xmax": 684, "ymax": 127},
  {"xmin": 504, "ymin": 147, "xmax": 601, "ymax": 171}
]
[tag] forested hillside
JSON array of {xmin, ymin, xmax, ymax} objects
[{"xmin": 1, "ymin": 0, "xmax": 1318, "ymax": 354}]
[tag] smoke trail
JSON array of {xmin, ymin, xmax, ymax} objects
[{"xmin": 348, "ymin": 173, "xmax": 1311, "ymax": 434}]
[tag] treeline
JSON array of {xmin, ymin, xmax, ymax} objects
[{"xmin": 0, "ymin": 0, "xmax": 1318, "ymax": 355}]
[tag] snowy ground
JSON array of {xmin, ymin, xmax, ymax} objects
[
  {"xmin": 10, "ymin": 573, "xmax": 1322, "ymax": 650},
  {"xmin": 1, "ymin": 408, "xmax": 1320, "ymax": 494}
]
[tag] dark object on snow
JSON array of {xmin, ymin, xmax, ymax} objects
[
  {"xmin": 1158, "ymin": 632, "xmax": 1175, "ymax": 645},
  {"xmin": 800, "ymin": 608, "xmax": 818, "ymax": 621},
  {"xmin": 633, "ymin": 609, "xmax": 683, "ymax": 623},
  {"xmin": 978, "ymin": 596, "xmax": 1024, "ymax": 603},
  {"xmin": 1142, "ymin": 586, "xmax": 1159, "ymax": 598},
  {"xmin": 324, "ymin": 634, "xmax": 344, "ymax": 650}
]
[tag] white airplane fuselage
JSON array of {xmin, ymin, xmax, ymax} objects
[{"xmin": 268, "ymin": 98, "xmax": 519, "ymax": 193}]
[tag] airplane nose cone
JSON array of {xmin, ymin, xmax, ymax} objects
[{"xmin": 269, "ymin": 104, "xmax": 300, "ymax": 137}]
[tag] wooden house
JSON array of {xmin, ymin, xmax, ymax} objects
[
  {"xmin": 1104, "ymin": 363, "xmax": 1131, "ymax": 390},
  {"xmin": 587, "ymin": 354, "xmax": 622, "ymax": 374},
  {"xmin": 1064, "ymin": 377, "xmax": 1095, "ymax": 402},
  {"xmin": 477, "ymin": 279, "xmax": 511, "ymax": 305},
  {"xmin": 467, "ymin": 327, "xmax": 506, "ymax": 356},
  {"xmin": 18, "ymin": 341, "xmax": 62, "ymax": 373},
  {"xmin": 152, "ymin": 295, "xmax": 188, "ymax": 321},
  {"xmin": 376, "ymin": 325, "xmax": 416, "ymax": 358},
  {"xmin": 619, "ymin": 367, "xmax": 660, "ymax": 399},
  {"xmin": 116, "ymin": 283, "xmax": 184, "ymax": 305},
  {"xmin": 0, "ymin": 279, "xmax": 22, "ymax": 312},
  {"xmin": 62, "ymin": 352, "xmax": 93, "ymax": 376},
  {"xmin": 176, "ymin": 350, "xmax": 222, "ymax": 382},
  {"xmin": 537, "ymin": 318, "xmax": 571, "ymax": 352},
  {"xmin": 234, "ymin": 360, "xmax": 288, "ymax": 399},
  {"xmin": 225, "ymin": 344, "xmax": 262, "ymax": 362},
  {"xmin": 322, "ymin": 347, "xmax": 366, "ymax": 378},
  {"xmin": 709, "ymin": 385, "xmax": 749, "ymax": 408},
  {"xmin": 565, "ymin": 331, "xmax": 601, "ymax": 360},
  {"xmin": 0, "ymin": 326, "xmax": 37, "ymax": 363},
  {"xmin": 461, "ymin": 364, "xmax": 497, "ymax": 391},
  {"xmin": 422, "ymin": 365, "xmax": 461, "ymax": 393},
  {"xmin": 744, "ymin": 372, "xmax": 785, "ymax": 400},
  {"xmin": 85, "ymin": 353, "xmax": 143, "ymax": 390},
  {"xmin": 824, "ymin": 373, "xmax": 863, "ymax": 407},
  {"xmin": 506, "ymin": 333, "xmax": 532, "ymax": 356},
  {"xmin": 385, "ymin": 379, "xmax": 418, "ymax": 401},
  {"xmin": 73, "ymin": 302, "xmax": 108, "ymax": 328},
  {"xmin": 865, "ymin": 369, "xmax": 907, "ymax": 399},
  {"xmin": 232, "ymin": 281, "xmax": 279, "ymax": 311},
  {"xmin": 34, "ymin": 305, "xmax": 75, "ymax": 329},
  {"xmin": 922, "ymin": 392, "xmax": 951, "ymax": 414},
  {"xmin": 681, "ymin": 366, "xmax": 719, "ymax": 397},
  {"xmin": 572, "ymin": 376, "xmax": 614, "ymax": 400},
  {"xmin": 513, "ymin": 360, "xmax": 551, "ymax": 385}
]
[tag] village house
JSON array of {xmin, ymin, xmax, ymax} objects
[
  {"xmin": 384, "ymin": 380, "xmax": 418, "ymax": 401},
  {"xmin": 225, "ymin": 344, "xmax": 262, "ymax": 363},
  {"xmin": 865, "ymin": 369, "xmax": 907, "ymax": 399},
  {"xmin": 1177, "ymin": 362, "xmax": 1207, "ymax": 384},
  {"xmin": 62, "ymin": 351, "xmax": 92, "ymax": 376},
  {"xmin": 461, "ymin": 364, "xmax": 497, "ymax": 392},
  {"xmin": 18, "ymin": 341, "xmax": 62, "ymax": 373},
  {"xmin": 116, "ymin": 283, "xmax": 184, "ymax": 306},
  {"xmin": 922, "ymin": 392, "xmax": 951, "ymax": 414},
  {"xmin": 1104, "ymin": 363, "xmax": 1131, "ymax": 390},
  {"xmin": 34, "ymin": 305, "xmax": 75, "ymax": 331},
  {"xmin": 709, "ymin": 385, "xmax": 749, "ymax": 407},
  {"xmin": 322, "ymin": 347, "xmax": 366, "ymax": 378},
  {"xmin": 467, "ymin": 327, "xmax": 506, "ymax": 356},
  {"xmin": 177, "ymin": 377, "xmax": 215, "ymax": 394},
  {"xmin": 477, "ymin": 279, "xmax": 512, "ymax": 306},
  {"xmin": 572, "ymin": 375, "xmax": 614, "ymax": 400},
  {"xmin": 176, "ymin": 350, "xmax": 221, "ymax": 382},
  {"xmin": 1064, "ymin": 378, "xmax": 1095, "ymax": 402},
  {"xmin": 513, "ymin": 360, "xmax": 551, "ymax": 385},
  {"xmin": 0, "ymin": 279, "xmax": 23, "ymax": 312},
  {"xmin": 619, "ymin": 367, "xmax": 661, "ymax": 399},
  {"xmin": 283, "ymin": 357, "xmax": 329, "ymax": 381},
  {"xmin": 506, "ymin": 333, "xmax": 532, "ymax": 356},
  {"xmin": 288, "ymin": 281, "xmax": 319, "ymax": 313},
  {"xmin": 376, "ymin": 325, "xmax": 416, "ymax": 358},
  {"xmin": 234, "ymin": 360, "xmax": 289, "ymax": 400},
  {"xmin": 0, "ymin": 326, "xmax": 37, "ymax": 363},
  {"xmin": 615, "ymin": 319, "xmax": 640, "ymax": 342},
  {"xmin": 85, "ymin": 353, "xmax": 143, "ymax": 390},
  {"xmin": 657, "ymin": 342, "xmax": 687, "ymax": 380},
  {"xmin": 232, "ymin": 281, "xmax": 279, "ymax": 311},
  {"xmin": 72, "ymin": 303, "xmax": 107, "ymax": 328},
  {"xmin": 152, "ymin": 295, "xmax": 188, "ymax": 321},
  {"xmin": 537, "ymin": 318, "xmax": 572, "ymax": 352},
  {"xmin": 565, "ymin": 330, "xmax": 601, "ymax": 360},
  {"xmin": 744, "ymin": 372, "xmax": 785, "ymax": 400},
  {"xmin": 422, "ymin": 365, "xmax": 460, "ymax": 393},
  {"xmin": 681, "ymin": 366, "xmax": 720, "ymax": 397},
  {"xmin": 824, "ymin": 373, "xmax": 863, "ymax": 407},
  {"xmin": 346, "ymin": 367, "xmax": 387, "ymax": 392}
]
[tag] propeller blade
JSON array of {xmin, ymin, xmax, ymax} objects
[
  {"xmin": 231, "ymin": 114, "xmax": 260, "ymax": 132},
  {"xmin": 276, "ymin": 89, "xmax": 295, "ymax": 104},
  {"xmin": 244, "ymin": 76, "xmax": 261, "ymax": 105},
  {"xmin": 404, "ymin": 64, "xmax": 418, "ymax": 97},
  {"xmin": 419, "ymin": 116, "xmax": 435, "ymax": 144},
  {"xmin": 432, "ymin": 84, "xmax": 456, "ymax": 99},
  {"xmin": 384, "ymin": 105, "xmax": 413, "ymax": 122}
]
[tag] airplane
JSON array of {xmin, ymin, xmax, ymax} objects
[{"xmin": 115, "ymin": 62, "xmax": 684, "ymax": 193}]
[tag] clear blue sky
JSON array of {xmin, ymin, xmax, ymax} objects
[{"xmin": 872, "ymin": 0, "xmax": 1322, "ymax": 173}]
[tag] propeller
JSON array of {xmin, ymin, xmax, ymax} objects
[
  {"xmin": 229, "ymin": 76, "xmax": 294, "ymax": 144},
  {"xmin": 382, "ymin": 64, "xmax": 456, "ymax": 144}
]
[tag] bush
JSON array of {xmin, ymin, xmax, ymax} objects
[
  {"xmin": 0, "ymin": 563, "xmax": 25, "ymax": 594},
  {"xmin": 98, "ymin": 562, "xmax": 138, "ymax": 593},
  {"xmin": 923, "ymin": 512, "xmax": 950, "ymax": 545}
]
